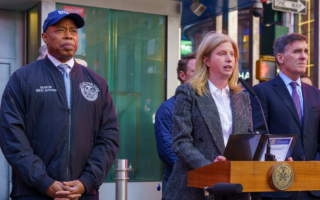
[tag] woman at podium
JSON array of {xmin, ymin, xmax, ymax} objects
[{"xmin": 162, "ymin": 31, "xmax": 252, "ymax": 200}]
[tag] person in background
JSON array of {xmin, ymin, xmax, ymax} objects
[
  {"xmin": 37, "ymin": 45, "xmax": 48, "ymax": 60},
  {"xmin": 163, "ymin": 31, "xmax": 252, "ymax": 200},
  {"xmin": 0, "ymin": 9, "xmax": 119, "ymax": 200},
  {"xmin": 154, "ymin": 52, "xmax": 196, "ymax": 195},
  {"xmin": 250, "ymin": 33, "xmax": 320, "ymax": 200},
  {"xmin": 300, "ymin": 73, "xmax": 312, "ymax": 86}
]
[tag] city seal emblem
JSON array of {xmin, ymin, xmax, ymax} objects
[
  {"xmin": 79, "ymin": 82, "xmax": 100, "ymax": 101},
  {"xmin": 268, "ymin": 162, "xmax": 294, "ymax": 191}
]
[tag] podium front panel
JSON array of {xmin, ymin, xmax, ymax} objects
[{"xmin": 188, "ymin": 161, "xmax": 320, "ymax": 192}]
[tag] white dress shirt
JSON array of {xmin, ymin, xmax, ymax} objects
[
  {"xmin": 278, "ymin": 71, "xmax": 304, "ymax": 118},
  {"xmin": 208, "ymin": 80, "xmax": 232, "ymax": 146},
  {"xmin": 47, "ymin": 54, "xmax": 74, "ymax": 73}
]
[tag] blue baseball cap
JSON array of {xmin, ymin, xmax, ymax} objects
[{"xmin": 43, "ymin": 9, "xmax": 84, "ymax": 33}]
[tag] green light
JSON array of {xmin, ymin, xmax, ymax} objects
[{"xmin": 181, "ymin": 40, "xmax": 192, "ymax": 56}]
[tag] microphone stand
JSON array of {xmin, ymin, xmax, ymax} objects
[
  {"xmin": 238, "ymin": 78, "xmax": 276, "ymax": 161},
  {"xmin": 254, "ymin": 96, "xmax": 276, "ymax": 161}
]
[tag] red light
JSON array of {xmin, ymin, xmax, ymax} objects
[{"xmin": 261, "ymin": 62, "xmax": 269, "ymax": 77}]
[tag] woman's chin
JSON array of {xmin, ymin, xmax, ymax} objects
[{"xmin": 221, "ymin": 72, "xmax": 233, "ymax": 80}]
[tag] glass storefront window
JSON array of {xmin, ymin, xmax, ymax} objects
[
  {"xmin": 27, "ymin": 6, "xmax": 38, "ymax": 63},
  {"xmin": 56, "ymin": 3, "xmax": 166, "ymax": 182}
]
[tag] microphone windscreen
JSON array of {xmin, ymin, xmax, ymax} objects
[{"xmin": 205, "ymin": 183, "xmax": 243, "ymax": 195}]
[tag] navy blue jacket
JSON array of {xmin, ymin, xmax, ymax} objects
[
  {"xmin": 0, "ymin": 56, "xmax": 119, "ymax": 198},
  {"xmin": 155, "ymin": 96, "xmax": 176, "ymax": 181},
  {"xmin": 250, "ymin": 75, "xmax": 320, "ymax": 198}
]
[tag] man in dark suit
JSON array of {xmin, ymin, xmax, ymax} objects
[{"xmin": 250, "ymin": 33, "xmax": 320, "ymax": 200}]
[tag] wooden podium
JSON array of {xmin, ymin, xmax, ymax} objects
[{"xmin": 188, "ymin": 161, "xmax": 320, "ymax": 192}]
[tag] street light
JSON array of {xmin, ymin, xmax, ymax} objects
[{"xmin": 190, "ymin": 0, "xmax": 206, "ymax": 16}]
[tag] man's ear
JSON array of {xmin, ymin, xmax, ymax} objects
[
  {"xmin": 42, "ymin": 33, "xmax": 48, "ymax": 44},
  {"xmin": 179, "ymin": 71, "xmax": 186, "ymax": 82},
  {"xmin": 276, "ymin": 53, "xmax": 284, "ymax": 65}
]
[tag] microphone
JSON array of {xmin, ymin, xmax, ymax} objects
[
  {"xmin": 204, "ymin": 183, "xmax": 243, "ymax": 199},
  {"xmin": 238, "ymin": 78, "xmax": 276, "ymax": 161},
  {"xmin": 238, "ymin": 78, "xmax": 257, "ymax": 97}
]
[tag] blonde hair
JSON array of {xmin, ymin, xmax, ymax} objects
[{"xmin": 189, "ymin": 31, "xmax": 241, "ymax": 96}]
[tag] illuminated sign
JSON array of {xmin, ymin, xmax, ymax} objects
[
  {"xmin": 239, "ymin": 71, "xmax": 250, "ymax": 80},
  {"xmin": 181, "ymin": 40, "xmax": 192, "ymax": 56}
]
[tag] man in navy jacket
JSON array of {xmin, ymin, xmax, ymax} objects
[
  {"xmin": 155, "ymin": 52, "xmax": 196, "ymax": 195},
  {"xmin": 0, "ymin": 10, "xmax": 119, "ymax": 199},
  {"xmin": 250, "ymin": 33, "xmax": 320, "ymax": 200}
]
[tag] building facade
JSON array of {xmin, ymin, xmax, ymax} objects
[
  {"xmin": 3, "ymin": 0, "xmax": 320, "ymax": 199},
  {"xmin": 0, "ymin": 0, "xmax": 180, "ymax": 199},
  {"xmin": 180, "ymin": 0, "xmax": 320, "ymax": 88}
]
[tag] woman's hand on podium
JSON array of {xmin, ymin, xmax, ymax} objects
[
  {"xmin": 214, "ymin": 156, "xmax": 227, "ymax": 162},
  {"xmin": 286, "ymin": 157, "xmax": 293, "ymax": 161}
]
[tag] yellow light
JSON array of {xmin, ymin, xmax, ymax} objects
[{"xmin": 243, "ymin": 35, "xmax": 249, "ymax": 42}]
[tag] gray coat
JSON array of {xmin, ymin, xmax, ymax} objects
[{"xmin": 163, "ymin": 83, "xmax": 253, "ymax": 200}]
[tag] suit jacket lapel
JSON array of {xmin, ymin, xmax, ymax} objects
[
  {"xmin": 195, "ymin": 83, "xmax": 225, "ymax": 155},
  {"xmin": 273, "ymin": 75, "xmax": 302, "ymax": 130},
  {"xmin": 230, "ymin": 91, "xmax": 246, "ymax": 135},
  {"xmin": 302, "ymin": 83, "xmax": 312, "ymax": 133}
]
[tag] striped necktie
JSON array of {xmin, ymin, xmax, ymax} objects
[
  {"xmin": 57, "ymin": 64, "xmax": 71, "ymax": 108},
  {"xmin": 289, "ymin": 81, "xmax": 302, "ymax": 124}
]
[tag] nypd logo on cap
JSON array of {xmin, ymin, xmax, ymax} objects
[{"xmin": 43, "ymin": 9, "xmax": 85, "ymax": 32}]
